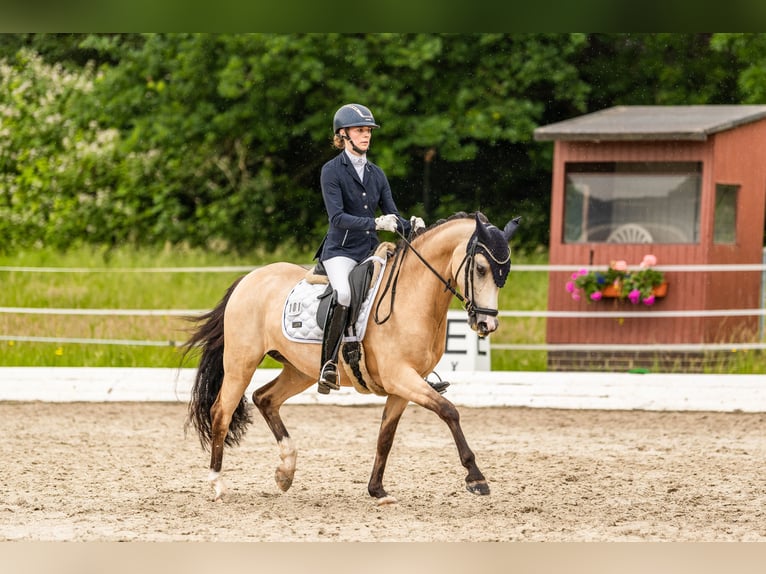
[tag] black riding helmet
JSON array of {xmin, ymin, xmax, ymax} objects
[{"xmin": 333, "ymin": 103, "xmax": 380, "ymax": 133}]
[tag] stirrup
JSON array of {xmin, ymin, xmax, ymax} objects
[
  {"xmin": 317, "ymin": 361, "xmax": 340, "ymax": 394},
  {"xmin": 426, "ymin": 372, "xmax": 450, "ymax": 395}
]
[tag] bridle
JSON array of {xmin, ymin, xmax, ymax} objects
[
  {"xmin": 457, "ymin": 233, "xmax": 507, "ymax": 318},
  {"xmin": 373, "ymin": 226, "xmax": 503, "ymax": 325}
]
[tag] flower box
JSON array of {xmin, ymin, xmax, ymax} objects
[
  {"xmin": 565, "ymin": 254, "xmax": 667, "ymax": 306},
  {"xmin": 601, "ymin": 281, "xmax": 668, "ymax": 299},
  {"xmin": 601, "ymin": 284, "xmax": 621, "ymax": 298}
]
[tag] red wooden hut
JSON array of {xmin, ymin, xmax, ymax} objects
[{"xmin": 534, "ymin": 105, "xmax": 766, "ymax": 371}]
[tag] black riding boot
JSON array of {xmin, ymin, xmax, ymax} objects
[{"xmin": 317, "ymin": 304, "xmax": 349, "ymax": 394}]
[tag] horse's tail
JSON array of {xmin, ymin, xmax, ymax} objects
[{"xmin": 183, "ymin": 275, "xmax": 252, "ymax": 449}]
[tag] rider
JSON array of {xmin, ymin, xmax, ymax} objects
[{"xmin": 315, "ymin": 103, "xmax": 425, "ymax": 393}]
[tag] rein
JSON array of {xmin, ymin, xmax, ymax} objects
[{"xmin": 373, "ymin": 227, "xmax": 497, "ymax": 325}]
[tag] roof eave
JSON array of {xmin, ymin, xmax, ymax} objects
[{"xmin": 533, "ymin": 131, "xmax": 710, "ymax": 142}]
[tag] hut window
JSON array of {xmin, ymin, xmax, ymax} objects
[
  {"xmin": 713, "ymin": 184, "xmax": 738, "ymax": 244},
  {"xmin": 563, "ymin": 162, "xmax": 701, "ymax": 244}
]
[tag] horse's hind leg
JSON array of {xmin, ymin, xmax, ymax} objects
[
  {"xmin": 368, "ymin": 394, "xmax": 409, "ymax": 505},
  {"xmin": 252, "ymin": 362, "xmax": 314, "ymax": 493},
  {"xmin": 208, "ymin": 369, "xmax": 254, "ymax": 501}
]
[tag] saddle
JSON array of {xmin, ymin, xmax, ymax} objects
[
  {"xmin": 311, "ymin": 258, "xmax": 375, "ymax": 337},
  {"xmin": 282, "ymin": 242, "xmax": 394, "ymax": 345}
]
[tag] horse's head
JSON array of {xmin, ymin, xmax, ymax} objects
[{"xmin": 455, "ymin": 212, "xmax": 520, "ymax": 338}]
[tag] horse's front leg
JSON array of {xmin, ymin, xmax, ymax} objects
[
  {"xmin": 368, "ymin": 394, "xmax": 409, "ymax": 505},
  {"xmin": 436, "ymin": 397, "xmax": 489, "ymax": 495},
  {"xmin": 393, "ymin": 377, "xmax": 489, "ymax": 496}
]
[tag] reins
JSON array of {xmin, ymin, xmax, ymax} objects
[
  {"xmin": 373, "ymin": 226, "xmax": 496, "ymax": 325},
  {"xmin": 373, "ymin": 238, "xmax": 408, "ymax": 325}
]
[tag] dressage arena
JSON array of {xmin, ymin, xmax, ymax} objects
[{"xmin": 1, "ymin": 368, "xmax": 765, "ymax": 542}]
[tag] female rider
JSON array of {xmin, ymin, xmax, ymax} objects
[{"xmin": 316, "ymin": 103, "xmax": 424, "ymax": 393}]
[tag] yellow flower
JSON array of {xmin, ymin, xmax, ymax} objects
[{"xmin": 55, "ymin": 346, "xmax": 64, "ymax": 356}]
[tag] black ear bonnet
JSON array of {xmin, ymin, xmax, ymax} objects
[{"xmin": 467, "ymin": 214, "xmax": 521, "ymax": 288}]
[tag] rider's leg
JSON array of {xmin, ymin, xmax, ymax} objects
[
  {"xmin": 318, "ymin": 257, "xmax": 355, "ymax": 393},
  {"xmin": 318, "ymin": 302, "xmax": 349, "ymax": 392}
]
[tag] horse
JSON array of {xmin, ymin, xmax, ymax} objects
[{"xmin": 184, "ymin": 211, "xmax": 520, "ymax": 504}]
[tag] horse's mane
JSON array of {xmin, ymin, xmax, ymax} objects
[{"xmin": 394, "ymin": 211, "xmax": 485, "ymax": 252}]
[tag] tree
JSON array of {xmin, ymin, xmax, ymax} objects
[
  {"xmin": 577, "ymin": 34, "xmax": 742, "ymax": 109},
  {"xmin": 0, "ymin": 33, "xmax": 751, "ymax": 254},
  {"xmin": 82, "ymin": 33, "xmax": 591, "ymax": 251},
  {"xmin": 710, "ymin": 33, "xmax": 766, "ymax": 103}
]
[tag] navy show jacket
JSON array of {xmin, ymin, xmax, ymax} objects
[{"xmin": 318, "ymin": 151, "xmax": 410, "ymax": 263}]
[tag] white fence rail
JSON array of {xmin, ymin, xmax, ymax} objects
[{"xmin": 2, "ymin": 262, "xmax": 765, "ymax": 352}]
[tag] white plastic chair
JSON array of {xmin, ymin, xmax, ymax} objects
[{"xmin": 606, "ymin": 223, "xmax": 653, "ymax": 244}]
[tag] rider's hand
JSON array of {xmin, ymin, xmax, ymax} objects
[
  {"xmin": 374, "ymin": 214, "xmax": 399, "ymax": 232},
  {"xmin": 410, "ymin": 215, "xmax": 426, "ymax": 232}
]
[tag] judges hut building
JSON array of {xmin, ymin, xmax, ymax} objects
[{"xmin": 534, "ymin": 105, "xmax": 766, "ymax": 371}]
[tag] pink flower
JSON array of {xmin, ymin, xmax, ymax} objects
[
  {"xmin": 628, "ymin": 289, "xmax": 641, "ymax": 304},
  {"xmin": 571, "ymin": 291, "xmax": 581, "ymax": 301},
  {"xmin": 642, "ymin": 295, "xmax": 656, "ymax": 306},
  {"xmin": 641, "ymin": 254, "xmax": 657, "ymax": 268},
  {"xmin": 565, "ymin": 281, "xmax": 575, "ymax": 293},
  {"xmin": 571, "ymin": 268, "xmax": 588, "ymax": 280},
  {"xmin": 590, "ymin": 291, "xmax": 603, "ymax": 301},
  {"xmin": 612, "ymin": 260, "xmax": 628, "ymax": 272}
]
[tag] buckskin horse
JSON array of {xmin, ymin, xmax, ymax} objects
[{"xmin": 184, "ymin": 211, "xmax": 520, "ymax": 504}]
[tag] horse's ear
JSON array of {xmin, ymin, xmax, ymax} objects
[
  {"xmin": 503, "ymin": 216, "xmax": 521, "ymax": 241},
  {"xmin": 475, "ymin": 212, "xmax": 491, "ymax": 242}
]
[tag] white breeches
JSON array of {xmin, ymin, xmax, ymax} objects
[{"xmin": 323, "ymin": 256, "xmax": 357, "ymax": 307}]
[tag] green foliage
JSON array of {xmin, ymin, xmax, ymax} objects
[
  {"xmin": 620, "ymin": 267, "xmax": 665, "ymax": 301},
  {"xmin": 0, "ymin": 33, "xmax": 591, "ymax": 254},
  {"xmin": 0, "ymin": 33, "xmax": 759, "ymax": 256},
  {"xmin": 578, "ymin": 33, "xmax": 743, "ymax": 108},
  {"xmin": 0, "ymin": 49, "xmax": 133, "ymax": 249},
  {"xmin": 710, "ymin": 34, "xmax": 766, "ymax": 104}
]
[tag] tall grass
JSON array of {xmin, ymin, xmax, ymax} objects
[{"xmin": 0, "ymin": 244, "xmax": 301, "ymax": 368}]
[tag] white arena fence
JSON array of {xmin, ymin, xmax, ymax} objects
[{"xmin": 1, "ymin": 262, "xmax": 765, "ymax": 352}]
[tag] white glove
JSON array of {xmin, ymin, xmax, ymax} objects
[
  {"xmin": 374, "ymin": 213, "xmax": 399, "ymax": 232},
  {"xmin": 410, "ymin": 215, "xmax": 426, "ymax": 232}
]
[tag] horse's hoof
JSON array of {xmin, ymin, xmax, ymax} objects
[
  {"xmin": 275, "ymin": 472, "xmax": 293, "ymax": 492},
  {"xmin": 466, "ymin": 480, "xmax": 490, "ymax": 495},
  {"xmin": 212, "ymin": 482, "xmax": 227, "ymax": 502},
  {"xmin": 376, "ymin": 495, "xmax": 398, "ymax": 506},
  {"xmin": 275, "ymin": 469, "xmax": 294, "ymax": 492},
  {"xmin": 209, "ymin": 471, "xmax": 227, "ymax": 501}
]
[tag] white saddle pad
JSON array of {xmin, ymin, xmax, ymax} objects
[{"xmin": 281, "ymin": 255, "xmax": 388, "ymax": 344}]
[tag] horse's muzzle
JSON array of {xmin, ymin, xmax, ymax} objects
[{"xmin": 470, "ymin": 314, "xmax": 499, "ymax": 338}]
